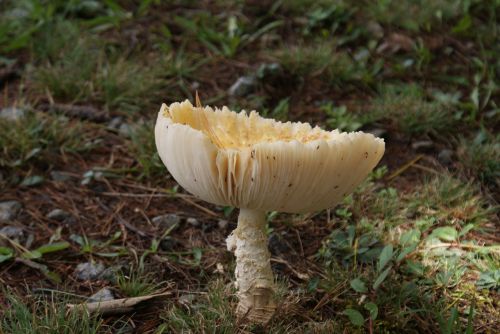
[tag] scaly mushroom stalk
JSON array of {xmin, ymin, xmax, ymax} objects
[{"xmin": 226, "ymin": 209, "xmax": 275, "ymax": 323}]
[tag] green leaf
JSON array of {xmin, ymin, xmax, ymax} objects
[
  {"xmin": 373, "ymin": 265, "xmax": 392, "ymax": 290},
  {"xmin": 350, "ymin": 278, "xmax": 368, "ymax": 293},
  {"xmin": 22, "ymin": 250, "xmax": 42, "ymax": 259},
  {"xmin": 343, "ymin": 308, "xmax": 364, "ymax": 326},
  {"xmin": 364, "ymin": 302, "xmax": 378, "ymax": 320},
  {"xmin": 34, "ymin": 241, "xmax": 70, "ymax": 255},
  {"xmin": 430, "ymin": 227, "xmax": 458, "ymax": 242},
  {"xmin": 399, "ymin": 229, "xmax": 421, "ymax": 246},
  {"xmin": 307, "ymin": 276, "xmax": 320, "ymax": 292},
  {"xmin": 378, "ymin": 244, "xmax": 393, "ymax": 272},
  {"xmin": 0, "ymin": 246, "xmax": 14, "ymax": 263}
]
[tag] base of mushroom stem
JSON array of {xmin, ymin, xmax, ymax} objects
[{"xmin": 236, "ymin": 285, "xmax": 276, "ymax": 324}]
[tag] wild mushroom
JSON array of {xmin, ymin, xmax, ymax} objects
[{"xmin": 155, "ymin": 99, "xmax": 385, "ymax": 324}]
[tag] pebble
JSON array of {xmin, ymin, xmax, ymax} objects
[
  {"xmin": 217, "ymin": 219, "xmax": 229, "ymax": 230},
  {"xmin": 88, "ymin": 288, "xmax": 114, "ymax": 303},
  {"xmin": 411, "ymin": 140, "xmax": 434, "ymax": 152},
  {"xmin": 228, "ymin": 76, "xmax": 257, "ymax": 97},
  {"xmin": 118, "ymin": 123, "xmax": 133, "ymax": 138},
  {"xmin": 0, "ymin": 226, "xmax": 24, "ymax": 239},
  {"xmin": 107, "ymin": 117, "xmax": 123, "ymax": 130},
  {"xmin": 50, "ymin": 170, "xmax": 71, "ymax": 182},
  {"xmin": 160, "ymin": 236, "xmax": 179, "ymax": 251},
  {"xmin": 152, "ymin": 214, "xmax": 181, "ymax": 230},
  {"xmin": 438, "ymin": 149, "xmax": 454, "ymax": 166},
  {"xmin": 0, "ymin": 107, "xmax": 25, "ymax": 121},
  {"xmin": 186, "ymin": 217, "xmax": 200, "ymax": 227},
  {"xmin": 47, "ymin": 209, "xmax": 71, "ymax": 221},
  {"xmin": 0, "ymin": 200, "xmax": 22, "ymax": 222},
  {"xmin": 75, "ymin": 262, "xmax": 105, "ymax": 281}
]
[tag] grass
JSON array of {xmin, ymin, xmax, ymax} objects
[
  {"xmin": 0, "ymin": 0, "xmax": 498, "ymax": 332},
  {"xmin": 0, "ymin": 111, "xmax": 94, "ymax": 178},
  {"xmin": 274, "ymin": 44, "xmax": 359, "ymax": 87},
  {"xmin": 1, "ymin": 294, "xmax": 106, "ymax": 334}
]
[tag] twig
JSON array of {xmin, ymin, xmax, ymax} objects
[
  {"xmin": 67, "ymin": 292, "xmax": 171, "ymax": 315},
  {"xmin": 387, "ymin": 154, "xmax": 424, "ymax": 180}
]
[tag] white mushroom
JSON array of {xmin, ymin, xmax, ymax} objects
[{"xmin": 155, "ymin": 100, "xmax": 385, "ymax": 324}]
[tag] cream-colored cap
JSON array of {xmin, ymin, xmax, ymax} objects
[{"xmin": 155, "ymin": 100, "xmax": 385, "ymax": 213}]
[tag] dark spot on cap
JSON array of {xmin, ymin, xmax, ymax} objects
[
  {"xmin": 251, "ymin": 177, "xmax": 254, "ymax": 182},
  {"xmin": 251, "ymin": 150, "xmax": 255, "ymax": 159},
  {"xmin": 316, "ymin": 145, "xmax": 320, "ymax": 150},
  {"xmin": 266, "ymin": 156, "xmax": 269, "ymax": 160},
  {"xmin": 364, "ymin": 152, "xmax": 368, "ymax": 159},
  {"xmin": 273, "ymin": 156, "xmax": 276, "ymax": 160},
  {"xmin": 288, "ymin": 183, "xmax": 292, "ymax": 187},
  {"xmin": 334, "ymin": 185, "xmax": 339, "ymax": 189}
]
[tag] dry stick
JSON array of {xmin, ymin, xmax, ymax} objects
[
  {"xmin": 67, "ymin": 292, "xmax": 171, "ymax": 315},
  {"xmin": 387, "ymin": 154, "xmax": 424, "ymax": 180}
]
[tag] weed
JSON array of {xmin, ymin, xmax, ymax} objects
[
  {"xmin": 129, "ymin": 121, "xmax": 165, "ymax": 178},
  {"xmin": 116, "ymin": 270, "xmax": 161, "ymax": 297},
  {"xmin": 0, "ymin": 111, "xmax": 93, "ymax": 176},
  {"xmin": 0, "ymin": 294, "xmax": 106, "ymax": 334},
  {"xmin": 274, "ymin": 44, "xmax": 358, "ymax": 87},
  {"xmin": 370, "ymin": 84, "xmax": 458, "ymax": 136}
]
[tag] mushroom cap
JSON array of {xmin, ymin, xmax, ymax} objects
[{"xmin": 155, "ymin": 100, "xmax": 385, "ymax": 213}]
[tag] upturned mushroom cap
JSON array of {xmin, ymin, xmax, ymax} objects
[{"xmin": 155, "ymin": 100, "xmax": 385, "ymax": 213}]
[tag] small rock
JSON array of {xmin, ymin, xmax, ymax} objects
[
  {"xmin": 178, "ymin": 294, "xmax": 196, "ymax": 305},
  {"xmin": 0, "ymin": 226, "xmax": 24, "ymax": 239},
  {"xmin": 186, "ymin": 217, "xmax": 200, "ymax": 227},
  {"xmin": 411, "ymin": 140, "xmax": 434, "ymax": 152},
  {"xmin": 75, "ymin": 262, "xmax": 105, "ymax": 281},
  {"xmin": 366, "ymin": 21, "xmax": 384, "ymax": 39},
  {"xmin": 268, "ymin": 233, "xmax": 290, "ymax": 256},
  {"xmin": 160, "ymin": 236, "xmax": 180, "ymax": 251},
  {"xmin": 438, "ymin": 149, "xmax": 454, "ymax": 166},
  {"xmin": 107, "ymin": 117, "xmax": 123, "ymax": 130},
  {"xmin": 217, "ymin": 219, "xmax": 229, "ymax": 230},
  {"xmin": 99, "ymin": 265, "xmax": 124, "ymax": 283},
  {"xmin": 47, "ymin": 209, "xmax": 71, "ymax": 221},
  {"xmin": 0, "ymin": 107, "xmax": 25, "ymax": 121},
  {"xmin": 88, "ymin": 288, "xmax": 114, "ymax": 303},
  {"xmin": 118, "ymin": 123, "xmax": 133, "ymax": 138},
  {"xmin": 50, "ymin": 170, "xmax": 71, "ymax": 182},
  {"xmin": 228, "ymin": 76, "xmax": 257, "ymax": 97},
  {"xmin": 152, "ymin": 214, "xmax": 181, "ymax": 230},
  {"xmin": 257, "ymin": 63, "xmax": 282, "ymax": 79},
  {"xmin": 0, "ymin": 200, "xmax": 22, "ymax": 222},
  {"xmin": 366, "ymin": 128, "xmax": 387, "ymax": 138}
]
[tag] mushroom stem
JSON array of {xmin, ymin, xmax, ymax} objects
[{"xmin": 226, "ymin": 208, "xmax": 276, "ymax": 324}]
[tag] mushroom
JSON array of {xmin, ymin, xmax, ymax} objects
[{"xmin": 154, "ymin": 99, "xmax": 385, "ymax": 324}]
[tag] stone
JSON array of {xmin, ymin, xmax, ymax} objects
[
  {"xmin": 438, "ymin": 149, "xmax": 454, "ymax": 166},
  {"xmin": 411, "ymin": 140, "xmax": 434, "ymax": 152},
  {"xmin": 160, "ymin": 236, "xmax": 179, "ymax": 251},
  {"xmin": 186, "ymin": 217, "xmax": 200, "ymax": 227},
  {"xmin": 88, "ymin": 288, "xmax": 114, "ymax": 303},
  {"xmin": 0, "ymin": 107, "xmax": 25, "ymax": 121},
  {"xmin": 228, "ymin": 76, "xmax": 257, "ymax": 97},
  {"xmin": 0, "ymin": 226, "xmax": 24, "ymax": 239},
  {"xmin": 0, "ymin": 200, "xmax": 22, "ymax": 222},
  {"xmin": 217, "ymin": 219, "xmax": 229, "ymax": 230},
  {"xmin": 107, "ymin": 117, "xmax": 123, "ymax": 130},
  {"xmin": 152, "ymin": 214, "xmax": 181, "ymax": 230},
  {"xmin": 118, "ymin": 123, "xmax": 133, "ymax": 138},
  {"xmin": 75, "ymin": 262, "xmax": 105, "ymax": 281},
  {"xmin": 50, "ymin": 170, "xmax": 71, "ymax": 182},
  {"xmin": 47, "ymin": 209, "xmax": 71, "ymax": 221}
]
